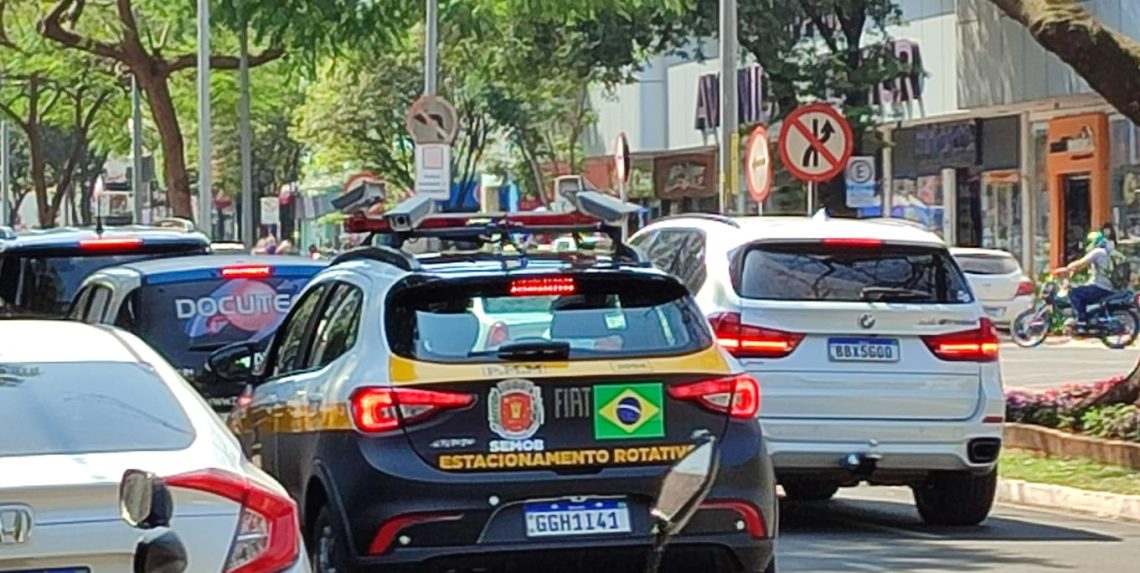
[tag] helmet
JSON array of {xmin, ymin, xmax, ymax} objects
[{"xmin": 1086, "ymin": 230, "xmax": 1107, "ymax": 250}]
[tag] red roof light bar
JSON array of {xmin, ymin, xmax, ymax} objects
[{"xmin": 221, "ymin": 265, "xmax": 274, "ymax": 279}]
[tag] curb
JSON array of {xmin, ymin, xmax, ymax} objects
[{"xmin": 997, "ymin": 478, "xmax": 1140, "ymax": 522}]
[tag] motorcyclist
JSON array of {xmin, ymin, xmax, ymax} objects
[{"xmin": 1054, "ymin": 230, "xmax": 1115, "ymax": 333}]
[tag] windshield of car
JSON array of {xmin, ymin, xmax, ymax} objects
[
  {"xmin": 737, "ymin": 243, "xmax": 973, "ymax": 303},
  {"xmin": 0, "ymin": 362, "xmax": 195, "ymax": 457},
  {"xmin": 130, "ymin": 276, "xmax": 310, "ymax": 371},
  {"xmin": 386, "ymin": 274, "xmax": 711, "ymax": 363},
  {"xmin": 954, "ymin": 253, "xmax": 1021, "ymax": 275}
]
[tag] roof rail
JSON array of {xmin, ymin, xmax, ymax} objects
[
  {"xmin": 153, "ymin": 217, "xmax": 198, "ymax": 232},
  {"xmin": 330, "ymin": 246, "xmax": 421, "ymax": 271},
  {"xmin": 863, "ymin": 217, "xmax": 930, "ymax": 231},
  {"xmin": 655, "ymin": 213, "xmax": 740, "ymax": 228}
]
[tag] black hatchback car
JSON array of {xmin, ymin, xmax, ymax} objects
[
  {"xmin": 69, "ymin": 254, "xmax": 326, "ymax": 411},
  {"xmin": 209, "ymin": 197, "xmax": 779, "ymax": 573},
  {"xmin": 0, "ymin": 225, "xmax": 210, "ymax": 318}
]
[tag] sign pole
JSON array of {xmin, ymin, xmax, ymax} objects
[
  {"xmin": 0, "ymin": 121, "xmax": 8, "ymax": 226},
  {"xmin": 424, "ymin": 0, "xmax": 438, "ymax": 96},
  {"xmin": 718, "ymin": 0, "xmax": 737, "ymax": 214},
  {"xmin": 196, "ymin": 0, "xmax": 212, "ymax": 238},
  {"xmin": 131, "ymin": 74, "xmax": 143, "ymax": 225},
  {"xmin": 807, "ymin": 181, "xmax": 815, "ymax": 215}
]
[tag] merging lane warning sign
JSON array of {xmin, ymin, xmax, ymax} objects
[{"xmin": 778, "ymin": 103, "xmax": 854, "ymax": 183}]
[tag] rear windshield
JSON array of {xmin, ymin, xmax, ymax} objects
[
  {"xmin": 954, "ymin": 253, "xmax": 1021, "ymax": 275},
  {"xmin": 0, "ymin": 247, "xmax": 206, "ymax": 317},
  {"xmin": 0, "ymin": 362, "xmax": 195, "ymax": 457},
  {"xmin": 386, "ymin": 274, "xmax": 712, "ymax": 363},
  {"xmin": 737, "ymin": 243, "xmax": 973, "ymax": 303},
  {"xmin": 131, "ymin": 276, "xmax": 310, "ymax": 369}
]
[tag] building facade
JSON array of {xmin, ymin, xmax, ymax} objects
[{"xmin": 585, "ymin": 0, "xmax": 1140, "ymax": 277}]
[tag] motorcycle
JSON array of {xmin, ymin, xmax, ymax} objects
[
  {"xmin": 1011, "ymin": 276, "xmax": 1140, "ymax": 349},
  {"xmin": 121, "ymin": 435, "xmax": 732, "ymax": 573}
]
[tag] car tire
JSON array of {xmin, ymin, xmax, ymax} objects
[
  {"xmin": 781, "ymin": 480, "xmax": 840, "ymax": 501},
  {"xmin": 912, "ymin": 468, "xmax": 997, "ymax": 526},
  {"xmin": 310, "ymin": 506, "xmax": 351, "ymax": 573}
]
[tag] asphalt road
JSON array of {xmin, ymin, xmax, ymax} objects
[
  {"xmin": 1000, "ymin": 341, "xmax": 1138, "ymax": 389},
  {"xmin": 779, "ymin": 486, "xmax": 1140, "ymax": 572}
]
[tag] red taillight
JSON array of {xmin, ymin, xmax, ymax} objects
[
  {"xmin": 78, "ymin": 237, "xmax": 143, "ymax": 251},
  {"xmin": 821, "ymin": 238, "xmax": 884, "ymax": 248},
  {"xmin": 1015, "ymin": 280, "xmax": 1034, "ymax": 297},
  {"xmin": 921, "ymin": 318, "xmax": 999, "ymax": 362},
  {"xmin": 165, "ymin": 468, "xmax": 299, "ymax": 573},
  {"xmin": 708, "ymin": 312, "xmax": 803, "ymax": 359},
  {"xmin": 350, "ymin": 387, "xmax": 475, "ymax": 433},
  {"xmin": 668, "ymin": 374, "xmax": 760, "ymax": 418},
  {"xmin": 222, "ymin": 265, "xmax": 273, "ymax": 279},
  {"xmin": 487, "ymin": 321, "xmax": 510, "ymax": 347},
  {"xmin": 509, "ymin": 276, "xmax": 576, "ymax": 296},
  {"xmin": 368, "ymin": 512, "xmax": 464, "ymax": 554},
  {"xmin": 700, "ymin": 500, "xmax": 767, "ymax": 538}
]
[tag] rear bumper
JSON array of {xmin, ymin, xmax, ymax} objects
[
  {"xmin": 981, "ymin": 295, "xmax": 1034, "ymax": 326},
  {"xmin": 762, "ymin": 417, "xmax": 1002, "ymax": 483},
  {"xmin": 350, "ymin": 536, "xmax": 775, "ymax": 573},
  {"xmin": 309, "ymin": 420, "xmax": 776, "ymax": 569}
]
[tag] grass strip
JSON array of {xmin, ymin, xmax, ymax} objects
[{"xmin": 1000, "ymin": 448, "xmax": 1140, "ymax": 496}]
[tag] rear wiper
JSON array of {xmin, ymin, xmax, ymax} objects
[
  {"xmin": 496, "ymin": 341, "xmax": 571, "ymax": 362},
  {"xmin": 859, "ymin": 286, "xmax": 931, "ymax": 302}
]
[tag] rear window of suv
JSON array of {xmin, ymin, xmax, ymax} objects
[
  {"xmin": 737, "ymin": 242, "xmax": 973, "ymax": 303},
  {"xmin": 386, "ymin": 273, "xmax": 712, "ymax": 363}
]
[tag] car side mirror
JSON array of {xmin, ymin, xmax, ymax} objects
[
  {"xmin": 119, "ymin": 470, "xmax": 173, "ymax": 530},
  {"xmin": 205, "ymin": 342, "xmax": 258, "ymax": 383},
  {"xmin": 650, "ymin": 436, "xmax": 719, "ymax": 535},
  {"xmin": 133, "ymin": 529, "xmax": 188, "ymax": 573}
]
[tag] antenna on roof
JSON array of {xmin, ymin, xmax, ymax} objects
[{"xmin": 94, "ymin": 174, "xmax": 105, "ymax": 235}]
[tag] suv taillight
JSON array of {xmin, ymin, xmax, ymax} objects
[
  {"xmin": 165, "ymin": 468, "xmax": 299, "ymax": 573},
  {"xmin": 921, "ymin": 318, "xmax": 1000, "ymax": 362},
  {"xmin": 708, "ymin": 311, "xmax": 803, "ymax": 358},
  {"xmin": 668, "ymin": 374, "xmax": 760, "ymax": 418},
  {"xmin": 350, "ymin": 387, "xmax": 475, "ymax": 433}
]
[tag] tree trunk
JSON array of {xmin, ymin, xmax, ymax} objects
[
  {"xmin": 27, "ymin": 126, "xmax": 51, "ymax": 227},
  {"xmin": 988, "ymin": 0, "xmax": 1140, "ymax": 126},
  {"xmin": 141, "ymin": 75, "xmax": 194, "ymax": 219}
]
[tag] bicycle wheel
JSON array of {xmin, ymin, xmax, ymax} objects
[
  {"xmin": 1011, "ymin": 308, "xmax": 1050, "ymax": 348},
  {"xmin": 1100, "ymin": 308, "xmax": 1140, "ymax": 349}
]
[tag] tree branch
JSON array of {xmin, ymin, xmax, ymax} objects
[
  {"xmin": 39, "ymin": 0, "xmax": 124, "ymax": 62},
  {"xmin": 800, "ymin": 1, "xmax": 841, "ymax": 55},
  {"xmin": 987, "ymin": 0, "xmax": 1140, "ymax": 125},
  {"xmin": 166, "ymin": 46, "xmax": 286, "ymax": 73}
]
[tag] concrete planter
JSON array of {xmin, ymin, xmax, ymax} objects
[{"xmin": 1004, "ymin": 422, "xmax": 1140, "ymax": 470}]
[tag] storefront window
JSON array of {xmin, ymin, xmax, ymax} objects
[
  {"xmin": 980, "ymin": 171, "xmax": 1022, "ymax": 262},
  {"xmin": 891, "ymin": 177, "xmax": 943, "ymax": 237},
  {"xmin": 1030, "ymin": 123, "xmax": 1050, "ymax": 277},
  {"xmin": 1110, "ymin": 117, "xmax": 1140, "ymax": 238}
]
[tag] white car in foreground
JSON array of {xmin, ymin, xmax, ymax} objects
[
  {"xmin": 0, "ymin": 320, "xmax": 308, "ymax": 572},
  {"xmin": 631, "ymin": 214, "xmax": 1005, "ymax": 525},
  {"xmin": 951, "ymin": 247, "xmax": 1034, "ymax": 327}
]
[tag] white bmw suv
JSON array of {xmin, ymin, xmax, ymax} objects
[{"xmin": 630, "ymin": 214, "xmax": 1005, "ymax": 526}]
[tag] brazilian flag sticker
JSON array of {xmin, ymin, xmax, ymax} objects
[{"xmin": 594, "ymin": 383, "xmax": 665, "ymax": 440}]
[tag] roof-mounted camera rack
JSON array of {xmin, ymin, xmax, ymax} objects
[{"xmin": 342, "ymin": 191, "xmax": 649, "ymax": 268}]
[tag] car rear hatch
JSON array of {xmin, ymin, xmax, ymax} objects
[
  {"xmin": 132, "ymin": 262, "xmax": 320, "ymax": 410},
  {"xmin": 375, "ymin": 271, "xmax": 755, "ymax": 474},
  {"xmin": 0, "ymin": 236, "xmax": 207, "ymax": 318},
  {"xmin": 954, "ymin": 251, "xmax": 1030, "ymax": 303},
  {"xmin": 723, "ymin": 239, "xmax": 996, "ymax": 421}
]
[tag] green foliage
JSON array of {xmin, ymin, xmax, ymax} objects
[{"xmin": 1080, "ymin": 404, "xmax": 1140, "ymax": 442}]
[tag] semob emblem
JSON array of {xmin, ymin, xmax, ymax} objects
[
  {"xmin": 489, "ymin": 379, "xmax": 544, "ymax": 440},
  {"xmin": 0, "ymin": 505, "xmax": 33, "ymax": 545}
]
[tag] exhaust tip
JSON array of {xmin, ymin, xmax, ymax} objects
[{"xmin": 968, "ymin": 438, "xmax": 1001, "ymax": 464}]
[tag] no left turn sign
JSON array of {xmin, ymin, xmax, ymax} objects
[{"xmin": 778, "ymin": 103, "xmax": 854, "ymax": 183}]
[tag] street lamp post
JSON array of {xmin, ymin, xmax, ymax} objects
[
  {"xmin": 719, "ymin": 0, "xmax": 738, "ymax": 215},
  {"xmin": 239, "ymin": 26, "xmax": 254, "ymax": 248},
  {"xmin": 131, "ymin": 75, "xmax": 144, "ymax": 225},
  {"xmin": 196, "ymin": 0, "xmax": 212, "ymax": 238}
]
